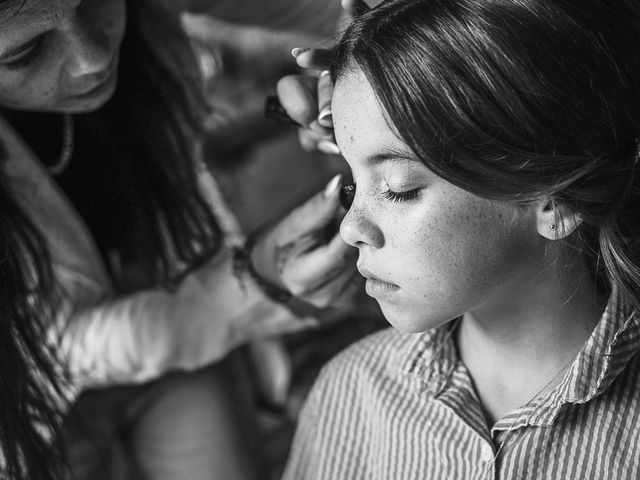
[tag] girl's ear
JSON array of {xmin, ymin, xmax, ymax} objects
[{"xmin": 536, "ymin": 200, "xmax": 583, "ymax": 240}]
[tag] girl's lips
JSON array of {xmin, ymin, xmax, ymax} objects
[
  {"xmin": 358, "ymin": 265, "xmax": 400, "ymax": 297},
  {"xmin": 365, "ymin": 278, "xmax": 400, "ymax": 297}
]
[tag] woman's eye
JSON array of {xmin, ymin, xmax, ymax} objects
[
  {"xmin": 3, "ymin": 38, "xmax": 45, "ymax": 70},
  {"xmin": 382, "ymin": 188, "xmax": 420, "ymax": 203}
]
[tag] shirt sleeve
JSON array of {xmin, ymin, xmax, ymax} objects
[
  {"xmin": 282, "ymin": 344, "xmax": 371, "ymax": 480},
  {"xmin": 51, "ymin": 245, "xmax": 317, "ymax": 394},
  {"xmin": 281, "ymin": 368, "xmax": 329, "ymax": 480}
]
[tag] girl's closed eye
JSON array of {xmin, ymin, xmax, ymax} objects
[{"xmin": 381, "ymin": 186, "xmax": 420, "ymax": 203}]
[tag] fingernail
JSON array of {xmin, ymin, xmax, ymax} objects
[
  {"xmin": 291, "ymin": 47, "xmax": 309, "ymax": 58},
  {"xmin": 309, "ymin": 120, "xmax": 332, "ymax": 136},
  {"xmin": 318, "ymin": 140, "xmax": 341, "ymax": 156},
  {"xmin": 319, "ymin": 69, "xmax": 331, "ymax": 77},
  {"xmin": 324, "ymin": 174, "xmax": 342, "ymax": 198},
  {"xmin": 318, "ymin": 107, "xmax": 333, "ymax": 127}
]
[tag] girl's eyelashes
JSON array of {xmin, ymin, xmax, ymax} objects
[
  {"xmin": 382, "ymin": 187, "xmax": 420, "ymax": 203},
  {"xmin": 340, "ymin": 183, "xmax": 421, "ymax": 208}
]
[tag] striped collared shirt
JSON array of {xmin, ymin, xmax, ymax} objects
[{"xmin": 283, "ymin": 294, "xmax": 640, "ymax": 479}]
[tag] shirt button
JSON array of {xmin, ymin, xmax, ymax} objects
[{"xmin": 481, "ymin": 445, "xmax": 495, "ymax": 463}]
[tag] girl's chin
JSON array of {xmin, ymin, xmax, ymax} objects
[
  {"xmin": 381, "ymin": 304, "xmax": 453, "ymax": 334},
  {"xmin": 60, "ymin": 74, "xmax": 118, "ymax": 113}
]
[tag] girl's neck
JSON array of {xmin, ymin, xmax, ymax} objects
[{"xmin": 456, "ymin": 253, "xmax": 605, "ymax": 425}]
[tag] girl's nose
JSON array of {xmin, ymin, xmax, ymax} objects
[{"xmin": 340, "ymin": 201, "xmax": 384, "ymax": 249}]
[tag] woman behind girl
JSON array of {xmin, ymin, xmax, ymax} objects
[
  {"xmin": 284, "ymin": 0, "xmax": 640, "ymax": 478},
  {"xmin": 0, "ymin": 0, "xmax": 355, "ymax": 479}
]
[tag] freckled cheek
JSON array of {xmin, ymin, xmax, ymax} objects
[
  {"xmin": 440, "ymin": 204, "xmax": 533, "ymax": 294},
  {"xmin": 31, "ymin": 80, "xmax": 58, "ymax": 105},
  {"xmin": 0, "ymin": 79, "xmax": 57, "ymax": 109},
  {"xmin": 395, "ymin": 202, "xmax": 504, "ymax": 291},
  {"xmin": 381, "ymin": 212, "xmax": 452, "ymax": 287}
]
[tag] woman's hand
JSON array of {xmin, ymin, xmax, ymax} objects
[
  {"xmin": 250, "ymin": 175, "xmax": 361, "ymax": 308},
  {"xmin": 276, "ymin": 48, "xmax": 340, "ymax": 155},
  {"xmin": 274, "ymin": 0, "xmax": 380, "ymax": 154}
]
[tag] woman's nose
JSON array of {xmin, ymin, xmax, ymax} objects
[
  {"xmin": 340, "ymin": 203, "xmax": 384, "ymax": 249},
  {"xmin": 63, "ymin": 18, "xmax": 112, "ymax": 78}
]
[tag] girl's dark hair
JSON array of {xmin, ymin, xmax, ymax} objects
[
  {"xmin": 333, "ymin": 0, "xmax": 640, "ymax": 309},
  {"xmin": 0, "ymin": 0, "xmax": 221, "ymax": 478}
]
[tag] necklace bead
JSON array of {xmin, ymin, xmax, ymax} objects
[{"xmin": 49, "ymin": 114, "xmax": 74, "ymax": 176}]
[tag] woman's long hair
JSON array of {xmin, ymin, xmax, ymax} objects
[
  {"xmin": 333, "ymin": 0, "xmax": 640, "ymax": 310},
  {"xmin": 0, "ymin": 165, "xmax": 65, "ymax": 480},
  {"xmin": 79, "ymin": 0, "xmax": 221, "ymax": 282},
  {"xmin": 0, "ymin": 0, "xmax": 221, "ymax": 478}
]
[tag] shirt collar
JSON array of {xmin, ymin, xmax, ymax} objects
[
  {"xmin": 523, "ymin": 289, "xmax": 639, "ymax": 427},
  {"xmin": 492, "ymin": 289, "xmax": 639, "ymax": 431},
  {"xmin": 395, "ymin": 291, "xmax": 639, "ymax": 428},
  {"xmin": 397, "ymin": 318, "xmax": 461, "ymax": 397}
]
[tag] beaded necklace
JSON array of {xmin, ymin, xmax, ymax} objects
[{"xmin": 48, "ymin": 114, "xmax": 74, "ymax": 176}]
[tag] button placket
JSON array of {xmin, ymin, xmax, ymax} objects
[{"xmin": 481, "ymin": 443, "xmax": 495, "ymax": 463}]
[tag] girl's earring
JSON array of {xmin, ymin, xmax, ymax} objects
[{"xmin": 550, "ymin": 224, "xmax": 558, "ymax": 231}]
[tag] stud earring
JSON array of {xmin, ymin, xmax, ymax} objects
[{"xmin": 550, "ymin": 224, "xmax": 557, "ymax": 231}]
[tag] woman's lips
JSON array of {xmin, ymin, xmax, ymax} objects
[
  {"xmin": 71, "ymin": 54, "xmax": 119, "ymax": 98},
  {"xmin": 73, "ymin": 67, "xmax": 116, "ymax": 97}
]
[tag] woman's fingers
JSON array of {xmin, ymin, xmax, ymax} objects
[
  {"xmin": 277, "ymin": 74, "xmax": 319, "ymax": 127},
  {"xmin": 259, "ymin": 178, "xmax": 360, "ymax": 307},
  {"xmin": 280, "ymin": 175, "xmax": 343, "ymax": 238},
  {"xmin": 276, "ymin": 74, "xmax": 335, "ymax": 137},
  {"xmin": 282, "ymin": 230, "xmax": 357, "ymax": 300},
  {"xmin": 274, "ymin": 47, "xmax": 338, "ymax": 152},
  {"xmin": 292, "ymin": 48, "xmax": 334, "ymax": 129},
  {"xmin": 293, "ymin": 48, "xmax": 333, "ymax": 71},
  {"xmin": 288, "ymin": 257, "xmax": 360, "ymax": 308},
  {"xmin": 317, "ymin": 71, "xmax": 334, "ymax": 128}
]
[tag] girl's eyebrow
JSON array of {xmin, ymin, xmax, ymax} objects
[
  {"xmin": 0, "ymin": 32, "xmax": 44, "ymax": 61},
  {"xmin": 365, "ymin": 149, "xmax": 419, "ymax": 166}
]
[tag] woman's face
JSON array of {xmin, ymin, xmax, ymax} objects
[
  {"xmin": 0, "ymin": 0, "xmax": 125, "ymax": 113},
  {"xmin": 333, "ymin": 68, "xmax": 546, "ymax": 333}
]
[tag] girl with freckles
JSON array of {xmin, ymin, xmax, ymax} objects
[{"xmin": 283, "ymin": 0, "xmax": 640, "ymax": 478}]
